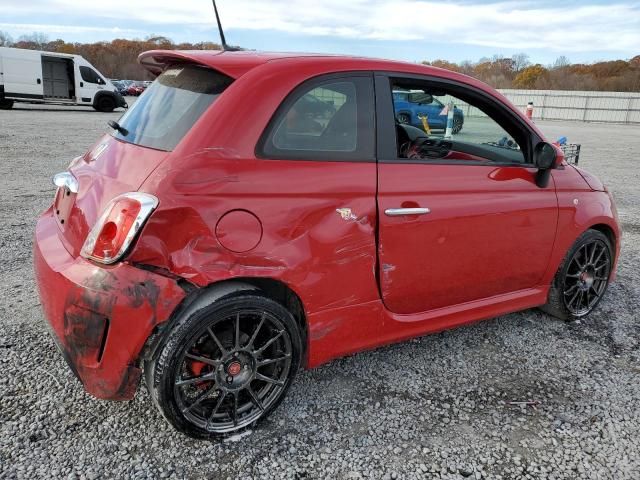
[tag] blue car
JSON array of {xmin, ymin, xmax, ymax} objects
[{"xmin": 393, "ymin": 90, "xmax": 464, "ymax": 134}]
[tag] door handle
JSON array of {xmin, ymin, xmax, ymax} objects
[{"xmin": 384, "ymin": 207, "xmax": 430, "ymax": 216}]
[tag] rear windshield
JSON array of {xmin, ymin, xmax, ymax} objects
[{"xmin": 112, "ymin": 65, "xmax": 233, "ymax": 151}]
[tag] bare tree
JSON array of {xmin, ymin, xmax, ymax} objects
[
  {"xmin": 512, "ymin": 53, "xmax": 530, "ymax": 73},
  {"xmin": 0, "ymin": 31, "xmax": 13, "ymax": 47},
  {"xmin": 16, "ymin": 32, "xmax": 49, "ymax": 50},
  {"xmin": 553, "ymin": 56, "xmax": 571, "ymax": 69}
]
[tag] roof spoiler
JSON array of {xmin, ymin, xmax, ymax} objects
[{"xmin": 138, "ymin": 50, "xmax": 225, "ymax": 76}]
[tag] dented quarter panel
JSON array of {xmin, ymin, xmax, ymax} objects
[{"xmin": 131, "ymin": 151, "xmax": 380, "ymax": 314}]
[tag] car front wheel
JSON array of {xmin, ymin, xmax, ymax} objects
[
  {"xmin": 541, "ymin": 229, "xmax": 613, "ymax": 320},
  {"xmin": 397, "ymin": 113, "xmax": 411, "ymax": 124},
  {"xmin": 94, "ymin": 95, "xmax": 116, "ymax": 112},
  {"xmin": 146, "ymin": 293, "xmax": 302, "ymax": 439}
]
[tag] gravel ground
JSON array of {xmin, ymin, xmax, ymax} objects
[{"xmin": 1, "ymin": 100, "xmax": 639, "ymax": 480}]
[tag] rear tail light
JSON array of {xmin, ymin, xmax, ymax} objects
[{"xmin": 81, "ymin": 192, "xmax": 158, "ymax": 264}]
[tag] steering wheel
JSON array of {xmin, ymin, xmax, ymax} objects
[{"xmin": 406, "ymin": 138, "xmax": 453, "ymax": 159}]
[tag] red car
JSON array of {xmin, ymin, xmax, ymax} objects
[
  {"xmin": 126, "ymin": 81, "xmax": 146, "ymax": 96},
  {"xmin": 34, "ymin": 50, "xmax": 620, "ymax": 439}
]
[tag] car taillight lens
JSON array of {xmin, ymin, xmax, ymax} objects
[{"xmin": 81, "ymin": 192, "xmax": 158, "ymax": 264}]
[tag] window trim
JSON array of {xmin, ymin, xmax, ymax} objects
[
  {"xmin": 256, "ymin": 72, "xmax": 376, "ymax": 162},
  {"xmin": 79, "ymin": 66, "xmax": 104, "ymax": 85},
  {"xmin": 374, "ymin": 72, "xmax": 544, "ymax": 167}
]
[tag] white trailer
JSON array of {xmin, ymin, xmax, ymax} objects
[{"xmin": 0, "ymin": 47, "xmax": 127, "ymax": 112}]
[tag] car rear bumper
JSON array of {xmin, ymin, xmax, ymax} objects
[{"xmin": 33, "ymin": 207, "xmax": 186, "ymax": 400}]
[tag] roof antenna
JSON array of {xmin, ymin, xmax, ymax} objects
[{"xmin": 212, "ymin": 0, "xmax": 242, "ymax": 51}]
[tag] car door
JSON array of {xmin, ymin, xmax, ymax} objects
[
  {"xmin": 375, "ymin": 74, "xmax": 558, "ymax": 315},
  {"xmin": 76, "ymin": 64, "xmax": 105, "ymax": 104}
]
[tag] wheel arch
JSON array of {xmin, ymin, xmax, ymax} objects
[
  {"xmin": 588, "ymin": 223, "xmax": 617, "ymax": 252},
  {"xmin": 92, "ymin": 90, "xmax": 116, "ymax": 109},
  {"xmin": 142, "ymin": 277, "xmax": 308, "ymax": 366}
]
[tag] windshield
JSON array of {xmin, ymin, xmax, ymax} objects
[{"xmin": 113, "ymin": 65, "xmax": 233, "ymax": 151}]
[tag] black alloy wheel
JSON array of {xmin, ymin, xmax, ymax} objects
[
  {"xmin": 541, "ymin": 229, "xmax": 613, "ymax": 320},
  {"xmin": 562, "ymin": 238, "xmax": 611, "ymax": 317},
  {"xmin": 148, "ymin": 294, "xmax": 302, "ymax": 439}
]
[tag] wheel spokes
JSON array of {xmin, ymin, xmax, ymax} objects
[
  {"xmin": 175, "ymin": 372, "xmax": 216, "ymax": 387},
  {"xmin": 564, "ymin": 284, "xmax": 578, "ymax": 295},
  {"xmin": 254, "ymin": 330, "xmax": 285, "ymax": 355},
  {"xmin": 567, "ymin": 289, "xmax": 580, "ymax": 309},
  {"xmin": 246, "ymin": 385, "xmax": 264, "ymax": 412},
  {"xmin": 257, "ymin": 354, "xmax": 291, "ymax": 367},
  {"xmin": 182, "ymin": 385, "xmax": 218, "ymax": 413},
  {"xmin": 185, "ymin": 352, "xmax": 221, "ymax": 367},
  {"xmin": 234, "ymin": 313, "xmax": 241, "ymax": 350},
  {"xmin": 247, "ymin": 313, "xmax": 266, "ymax": 349},
  {"xmin": 205, "ymin": 391, "xmax": 227, "ymax": 430},
  {"xmin": 232, "ymin": 392, "xmax": 239, "ymax": 426},
  {"xmin": 176, "ymin": 309, "xmax": 292, "ymax": 432},
  {"xmin": 255, "ymin": 372, "xmax": 285, "ymax": 386},
  {"xmin": 563, "ymin": 239, "xmax": 611, "ymax": 315},
  {"xmin": 207, "ymin": 326, "xmax": 228, "ymax": 357}
]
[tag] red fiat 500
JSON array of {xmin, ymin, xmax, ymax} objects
[{"xmin": 34, "ymin": 50, "xmax": 620, "ymax": 438}]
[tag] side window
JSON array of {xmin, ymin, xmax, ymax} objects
[
  {"xmin": 390, "ymin": 80, "xmax": 528, "ymax": 165},
  {"xmin": 79, "ymin": 66, "xmax": 104, "ymax": 85},
  {"xmin": 260, "ymin": 76, "xmax": 375, "ymax": 161}
]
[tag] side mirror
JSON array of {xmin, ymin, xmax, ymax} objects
[{"xmin": 534, "ymin": 142, "xmax": 557, "ymax": 188}]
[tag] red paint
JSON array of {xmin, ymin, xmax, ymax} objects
[
  {"xmin": 377, "ymin": 163, "xmax": 557, "ymax": 313},
  {"xmin": 34, "ymin": 50, "xmax": 620, "ymax": 400},
  {"xmin": 215, "ymin": 210, "xmax": 263, "ymax": 253}
]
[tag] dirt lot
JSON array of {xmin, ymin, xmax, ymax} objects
[{"xmin": 0, "ymin": 101, "xmax": 639, "ymax": 479}]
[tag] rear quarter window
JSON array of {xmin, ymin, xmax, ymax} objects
[
  {"xmin": 258, "ymin": 74, "xmax": 375, "ymax": 161},
  {"xmin": 113, "ymin": 65, "xmax": 233, "ymax": 151}
]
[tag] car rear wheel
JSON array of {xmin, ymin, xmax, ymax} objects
[
  {"xmin": 94, "ymin": 95, "xmax": 116, "ymax": 112},
  {"xmin": 0, "ymin": 99, "xmax": 14, "ymax": 110},
  {"xmin": 540, "ymin": 229, "xmax": 612, "ymax": 321},
  {"xmin": 452, "ymin": 117, "xmax": 463, "ymax": 134},
  {"xmin": 146, "ymin": 293, "xmax": 302, "ymax": 439}
]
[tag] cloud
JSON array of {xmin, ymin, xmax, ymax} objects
[
  {"xmin": 0, "ymin": 23, "xmax": 142, "ymax": 36},
  {"xmin": 2, "ymin": 0, "xmax": 639, "ymax": 53}
]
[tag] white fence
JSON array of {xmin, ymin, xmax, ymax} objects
[{"xmin": 480, "ymin": 89, "xmax": 640, "ymax": 124}]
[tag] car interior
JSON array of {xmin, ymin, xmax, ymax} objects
[{"xmin": 391, "ymin": 80, "xmax": 529, "ymax": 165}]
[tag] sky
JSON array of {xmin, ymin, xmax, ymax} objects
[{"xmin": 2, "ymin": 0, "xmax": 639, "ymax": 65}]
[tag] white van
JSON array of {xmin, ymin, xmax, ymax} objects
[{"xmin": 0, "ymin": 47, "xmax": 127, "ymax": 112}]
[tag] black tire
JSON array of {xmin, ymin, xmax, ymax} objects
[
  {"xmin": 0, "ymin": 99, "xmax": 14, "ymax": 110},
  {"xmin": 452, "ymin": 117, "xmax": 463, "ymax": 134},
  {"xmin": 146, "ymin": 293, "xmax": 303, "ymax": 439},
  {"xmin": 540, "ymin": 229, "xmax": 613, "ymax": 321},
  {"xmin": 94, "ymin": 95, "xmax": 116, "ymax": 112},
  {"xmin": 397, "ymin": 113, "xmax": 411, "ymax": 124}
]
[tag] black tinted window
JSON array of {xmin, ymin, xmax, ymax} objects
[
  {"xmin": 260, "ymin": 76, "xmax": 375, "ymax": 161},
  {"xmin": 79, "ymin": 66, "xmax": 103, "ymax": 84},
  {"xmin": 112, "ymin": 65, "xmax": 233, "ymax": 151}
]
